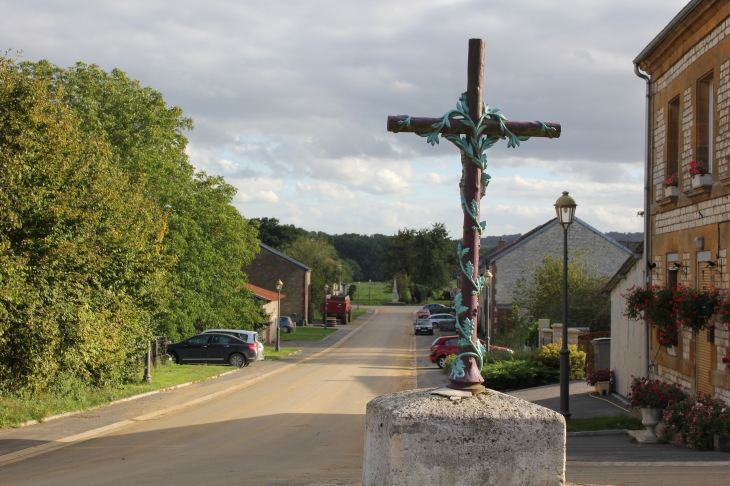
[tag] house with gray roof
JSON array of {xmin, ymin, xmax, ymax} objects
[{"xmin": 485, "ymin": 217, "xmax": 632, "ymax": 335}]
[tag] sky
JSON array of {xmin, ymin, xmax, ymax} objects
[{"xmin": 1, "ymin": 0, "xmax": 691, "ymax": 238}]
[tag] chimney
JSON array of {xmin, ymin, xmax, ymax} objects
[{"xmin": 497, "ymin": 236, "xmax": 505, "ymax": 249}]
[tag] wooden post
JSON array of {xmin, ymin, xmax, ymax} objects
[{"xmin": 451, "ymin": 39, "xmax": 486, "ymax": 390}]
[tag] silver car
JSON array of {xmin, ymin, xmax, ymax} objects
[{"xmin": 202, "ymin": 329, "xmax": 264, "ymax": 361}]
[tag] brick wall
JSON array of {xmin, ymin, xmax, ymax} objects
[{"xmin": 242, "ymin": 247, "xmax": 310, "ymax": 320}]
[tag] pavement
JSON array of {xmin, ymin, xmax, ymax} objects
[{"xmin": 2, "ymin": 307, "xmax": 729, "ymax": 485}]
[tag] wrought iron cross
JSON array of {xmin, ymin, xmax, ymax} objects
[{"xmin": 387, "ymin": 39, "xmax": 561, "ymax": 392}]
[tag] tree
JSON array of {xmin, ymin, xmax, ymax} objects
[
  {"xmin": 0, "ymin": 56, "xmax": 171, "ymax": 392},
  {"xmin": 331, "ymin": 233, "xmax": 389, "ymax": 281},
  {"xmin": 19, "ymin": 60, "xmax": 264, "ymax": 341},
  {"xmin": 251, "ymin": 217, "xmax": 308, "ymax": 250},
  {"xmin": 280, "ymin": 236, "xmax": 353, "ymax": 314},
  {"xmin": 382, "ymin": 223, "xmax": 456, "ymax": 291},
  {"xmin": 512, "ymin": 251, "xmax": 611, "ymax": 333}
]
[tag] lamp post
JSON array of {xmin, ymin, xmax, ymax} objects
[
  {"xmin": 368, "ymin": 279, "xmax": 371, "ymax": 305},
  {"xmin": 554, "ymin": 190, "xmax": 577, "ymax": 419},
  {"xmin": 275, "ymin": 279, "xmax": 283, "ymax": 352},
  {"xmin": 357, "ymin": 281, "xmax": 360, "ymax": 309},
  {"xmin": 324, "ymin": 284, "xmax": 329, "ymax": 330},
  {"xmin": 484, "ymin": 269, "xmax": 493, "ymax": 350}
]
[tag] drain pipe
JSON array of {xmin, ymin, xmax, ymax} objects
[{"xmin": 634, "ymin": 63, "xmax": 652, "ymax": 378}]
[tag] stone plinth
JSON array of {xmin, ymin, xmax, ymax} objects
[
  {"xmin": 551, "ymin": 324, "xmax": 580, "ymax": 345},
  {"xmin": 363, "ymin": 388, "xmax": 565, "ymax": 486}
]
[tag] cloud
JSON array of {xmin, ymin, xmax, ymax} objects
[{"xmin": 0, "ymin": 0, "xmax": 688, "ymax": 234}]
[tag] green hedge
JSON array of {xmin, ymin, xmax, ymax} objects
[{"xmin": 480, "ymin": 360, "xmax": 559, "ymax": 391}]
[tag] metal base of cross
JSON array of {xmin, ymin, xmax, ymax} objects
[{"xmin": 447, "ymin": 380, "xmax": 486, "ymax": 395}]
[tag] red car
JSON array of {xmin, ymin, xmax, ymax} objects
[{"xmin": 429, "ymin": 336, "xmax": 514, "ymax": 368}]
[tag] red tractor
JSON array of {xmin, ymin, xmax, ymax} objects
[{"xmin": 324, "ymin": 295, "xmax": 352, "ymax": 325}]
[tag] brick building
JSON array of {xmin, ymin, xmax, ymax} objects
[
  {"xmin": 242, "ymin": 243, "xmax": 311, "ymax": 323},
  {"xmin": 635, "ymin": 0, "xmax": 730, "ymax": 401},
  {"xmin": 486, "ymin": 217, "xmax": 631, "ymax": 334}
]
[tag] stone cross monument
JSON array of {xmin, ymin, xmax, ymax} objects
[{"xmin": 391, "ymin": 277, "xmax": 398, "ymax": 303}]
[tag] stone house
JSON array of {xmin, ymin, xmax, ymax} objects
[
  {"xmin": 245, "ymin": 283, "xmax": 285, "ymax": 345},
  {"xmin": 635, "ymin": 0, "xmax": 730, "ymax": 401},
  {"xmin": 486, "ymin": 217, "xmax": 631, "ymax": 335},
  {"xmin": 602, "ymin": 245, "xmax": 648, "ymax": 398},
  {"xmin": 242, "ymin": 243, "xmax": 311, "ymax": 323}
]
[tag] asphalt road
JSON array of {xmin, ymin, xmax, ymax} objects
[{"xmin": 0, "ymin": 306, "xmax": 415, "ymax": 486}]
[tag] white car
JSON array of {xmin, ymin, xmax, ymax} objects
[{"xmin": 201, "ymin": 329, "xmax": 264, "ymax": 361}]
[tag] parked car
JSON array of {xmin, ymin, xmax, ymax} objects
[
  {"xmin": 201, "ymin": 329, "xmax": 264, "ymax": 361},
  {"xmin": 280, "ymin": 316, "xmax": 295, "ymax": 333},
  {"xmin": 416, "ymin": 303, "xmax": 454, "ymax": 319},
  {"xmin": 428, "ymin": 313, "xmax": 457, "ymax": 332},
  {"xmin": 429, "ymin": 336, "xmax": 514, "ymax": 368},
  {"xmin": 416, "ymin": 308, "xmax": 431, "ymax": 318},
  {"xmin": 167, "ymin": 333, "xmax": 258, "ymax": 367},
  {"xmin": 414, "ymin": 318, "xmax": 435, "ymax": 335}
]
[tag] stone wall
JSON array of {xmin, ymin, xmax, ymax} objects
[
  {"xmin": 491, "ymin": 220, "xmax": 631, "ymax": 324},
  {"xmin": 242, "ymin": 246, "xmax": 310, "ymax": 321}
]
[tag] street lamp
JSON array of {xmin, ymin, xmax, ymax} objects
[
  {"xmin": 554, "ymin": 190, "xmax": 577, "ymax": 419},
  {"xmin": 324, "ymin": 284, "xmax": 329, "ymax": 330},
  {"xmin": 357, "ymin": 281, "xmax": 360, "ymax": 309},
  {"xmin": 275, "ymin": 279, "xmax": 283, "ymax": 352},
  {"xmin": 368, "ymin": 279, "xmax": 371, "ymax": 305},
  {"xmin": 484, "ymin": 269, "xmax": 493, "ymax": 350}
]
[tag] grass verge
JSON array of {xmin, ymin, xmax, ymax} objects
[
  {"xmin": 0, "ymin": 364, "xmax": 233, "ymax": 428},
  {"xmin": 566, "ymin": 416, "xmax": 644, "ymax": 433},
  {"xmin": 281, "ymin": 327, "xmax": 338, "ymax": 341},
  {"xmin": 264, "ymin": 347, "xmax": 301, "ymax": 360}
]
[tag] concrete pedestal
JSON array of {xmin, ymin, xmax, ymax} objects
[{"xmin": 363, "ymin": 388, "xmax": 565, "ymax": 486}]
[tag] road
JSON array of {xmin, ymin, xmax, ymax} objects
[{"xmin": 0, "ymin": 306, "xmax": 414, "ymax": 486}]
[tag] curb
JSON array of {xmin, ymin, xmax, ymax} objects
[
  {"xmin": 0, "ymin": 309, "xmax": 379, "ymax": 467},
  {"xmin": 14, "ymin": 367, "xmax": 242, "ymax": 428},
  {"xmin": 567, "ymin": 429, "xmax": 629, "ymax": 437}
]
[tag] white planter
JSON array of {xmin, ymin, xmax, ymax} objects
[
  {"xmin": 691, "ymin": 173, "xmax": 712, "ymax": 188},
  {"xmin": 664, "ymin": 186, "xmax": 680, "ymax": 198},
  {"xmin": 641, "ymin": 407, "xmax": 661, "ymax": 443}
]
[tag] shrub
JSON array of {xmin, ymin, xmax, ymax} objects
[
  {"xmin": 663, "ymin": 392, "xmax": 728, "ymax": 450},
  {"xmin": 442, "ymin": 354, "xmax": 458, "ymax": 375},
  {"xmin": 480, "ymin": 360, "xmax": 559, "ymax": 391},
  {"xmin": 535, "ymin": 341, "xmax": 586, "ymax": 379}
]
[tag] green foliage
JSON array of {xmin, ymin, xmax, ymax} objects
[
  {"xmin": 664, "ymin": 392, "xmax": 728, "ymax": 450},
  {"xmin": 18, "ymin": 60, "xmax": 263, "ymax": 341},
  {"xmin": 0, "ymin": 56, "xmax": 171, "ymax": 393},
  {"xmin": 332, "ymin": 233, "xmax": 389, "ymax": 282},
  {"xmin": 347, "ymin": 283, "xmax": 357, "ymax": 299},
  {"xmin": 492, "ymin": 305, "xmax": 531, "ymax": 349},
  {"xmin": 442, "ymin": 354, "xmax": 458, "ymax": 375},
  {"xmin": 411, "ymin": 284, "xmax": 432, "ymax": 304},
  {"xmin": 251, "ymin": 217, "xmax": 308, "ymax": 250},
  {"xmin": 535, "ymin": 341, "xmax": 586, "ymax": 379},
  {"xmin": 281, "ymin": 236, "xmax": 353, "ymax": 314},
  {"xmin": 513, "ymin": 251, "xmax": 611, "ymax": 333},
  {"xmin": 480, "ymin": 360, "xmax": 559, "ymax": 391},
  {"xmin": 382, "ymin": 223, "xmax": 456, "ymax": 291}
]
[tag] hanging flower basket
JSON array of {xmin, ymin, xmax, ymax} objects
[
  {"xmin": 672, "ymin": 284, "xmax": 718, "ymax": 333},
  {"xmin": 717, "ymin": 293, "xmax": 730, "ymax": 324},
  {"xmin": 623, "ymin": 285, "xmax": 678, "ymax": 346}
]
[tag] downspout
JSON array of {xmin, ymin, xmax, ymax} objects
[{"xmin": 634, "ymin": 63, "xmax": 652, "ymax": 377}]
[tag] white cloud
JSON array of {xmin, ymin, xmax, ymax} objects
[{"xmin": 233, "ymin": 178, "xmax": 283, "ymax": 204}]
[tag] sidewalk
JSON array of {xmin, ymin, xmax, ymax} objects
[{"xmin": 0, "ymin": 310, "xmax": 375, "ymax": 464}]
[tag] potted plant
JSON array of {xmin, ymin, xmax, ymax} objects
[
  {"xmin": 672, "ymin": 284, "xmax": 719, "ymax": 333},
  {"xmin": 586, "ymin": 368, "xmax": 613, "ymax": 395},
  {"xmin": 689, "ymin": 160, "xmax": 712, "ymax": 188},
  {"xmin": 663, "ymin": 173, "xmax": 679, "ymax": 198},
  {"xmin": 628, "ymin": 377, "xmax": 685, "ymax": 443}
]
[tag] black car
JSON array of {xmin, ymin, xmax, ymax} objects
[
  {"xmin": 166, "ymin": 333, "xmax": 257, "ymax": 368},
  {"xmin": 422, "ymin": 303, "xmax": 454, "ymax": 315}
]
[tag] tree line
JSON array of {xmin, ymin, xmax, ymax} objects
[{"xmin": 0, "ymin": 57, "xmax": 264, "ymax": 394}]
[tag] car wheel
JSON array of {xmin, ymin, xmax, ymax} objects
[
  {"xmin": 229, "ymin": 353, "xmax": 246, "ymax": 368},
  {"xmin": 282, "ymin": 326, "xmax": 290, "ymax": 333},
  {"xmin": 436, "ymin": 355, "xmax": 446, "ymax": 369},
  {"xmin": 167, "ymin": 352, "xmax": 179, "ymax": 365}
]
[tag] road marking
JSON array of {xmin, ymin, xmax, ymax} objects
[
  {"xmin": 0, "ymin": 310, "xmax": 378, "ymax": 468},
  {"xmin": 568, "ymin": 461, "xmax": 730, "ymax": 467}
]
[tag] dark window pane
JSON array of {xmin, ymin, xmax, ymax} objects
[
  {"xmin": 189, "ymin": 336, "xmax": 209, "ymax": 345},
  {"xmin": 211, "ymin": 335, "xmax": 232, "ymax": 344}
]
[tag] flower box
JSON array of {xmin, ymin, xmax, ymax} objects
[
  {"xmin": 691, "ymin": 173, "xmax": 712, "ymax": 188},
  {"xmin": 664, "ymin": 186, "xmax": 680, "ymax": 198},
  {"xmin": 594, "ymin": 381, "xmax": 611, "ymax": 396}
]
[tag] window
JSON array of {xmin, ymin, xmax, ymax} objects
[
  {"xmin": 667, "ymin": 253, "xmax": 679, "ymax": 291},
  {"xmin": 667, "ymin": 96, "xmax": 680, "ymax": 179},
  {"xmin": 188, "ymin": 336, "xmax": 209, "ymax": 345},
  {"xmin": 697, "ymin": 73, "xmax": 715, "ymax": 173},
  {"xmin": 210, "ymin": 335, "xmax": 232, "ymax": 344}
]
